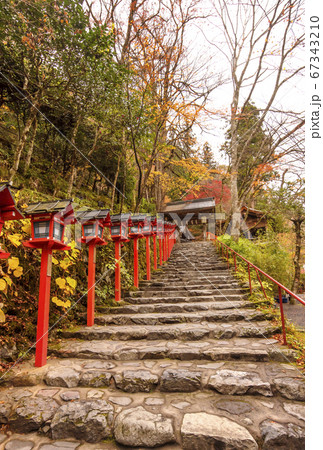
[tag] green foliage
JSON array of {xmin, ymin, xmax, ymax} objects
[
  {"xmin": 0, "ymin": 0, "xmax": 129, "ymax": 206},
  {"xmin": 215, "ymin": 237, "xmax": 304, "ymax": 371},
  {"xmin": 219, "ymin": 230, "xmax": 293, "ymax": 292}
]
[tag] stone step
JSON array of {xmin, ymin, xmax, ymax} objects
[
  {"xmin": 154, "ymin": 269, "xmax": 229, "ymax": 275},
  {"xmin": 61, "ymin": 321, "xmax": 280, "ymax": 342},
  {"xmin": 164, "ymin": 265, "xmax": 228, "ymax": 271},
  {"xmin": 140, "ymin": 282, "xmax": 242, "ymax": 290},
  {"xmin": 128, "ymin": 288, "xmax": 246, "ymax": 298},
  {"xmin": 97, "ymin": 299, "xmax": 254, "ymax": 315},
  {"xmin": 2, "ymin": 241, "xmax": 305, "ymax": 449},
  {"xmin": 141, "ymin": 274, "xmax": 239, "ymax": 280},
  {"xmin": 49, "ymin": 337, "xmax": 296, "ymax": 363},
  {"xmin": 140, "ymin": 278, "xmax": 239, "ymax": 285},
  {"xmin": 147, "ymin": 275, "xmax": 240, "ymax": 283},
  {"xmin": 5, "ymin": 359, "xmax": 303, "ymax": 400},
  {"xmin": 0, "ymin": 378, "xmax": 305, "ymax": 448},
  {"xmin": 94, "ymin": 309, "xmax": 270, "ymax": 326},
  {"xmin": 126, "ymin": 294, "xmax": 247, "ymax": 304}
]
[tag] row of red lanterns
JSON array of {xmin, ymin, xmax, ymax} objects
[{"xmin": 0, "ymin": 184, "xmax": 176, "ymax": 367}]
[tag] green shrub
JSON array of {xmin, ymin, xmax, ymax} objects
[{"xmin": 219, "ymin": 230, "xmax": 293, "ymax": 292}]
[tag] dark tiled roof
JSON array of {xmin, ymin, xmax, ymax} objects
[
  {"xmin": 161, "ymin": 197, "xmax": 215, "ymax": 214},
  {"xmin": 24, "ymin": 199, "xmax": 74, "ymax": 218},
  {"xmin": 75, "ymin": 209, "xmax": 110, "ymax": 221},
  {"xmin": 110, "ymin": 213, "xmax": 131, "ymax": 223}
]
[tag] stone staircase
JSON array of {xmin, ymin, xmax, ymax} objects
[{"xmin": 0, "ymin": 241, "xmax": 305, "ymax": 449}]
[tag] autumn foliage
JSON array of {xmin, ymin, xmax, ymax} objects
[{"xmin": 183, "ymin": 179, "xmax": 231, "ymax": 210}]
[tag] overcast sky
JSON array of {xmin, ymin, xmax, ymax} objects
[{"xmin": 186, "ymin": 0, "xmax": 305, "ymax": 169}]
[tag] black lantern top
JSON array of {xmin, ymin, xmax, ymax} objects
[
  {"xmin": 75, "ymin": 208, "xmax": 111, "ymax": 245},
  {"xmin": 23, "ymin": 199, "xmax": 74, "ymax": 250}
]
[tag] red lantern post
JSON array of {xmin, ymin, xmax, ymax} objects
[
  {"xmin": 76, "ymin": 209, "xmax": 111, "ymax": 326},
  {"xmin": 109, "ymin": 214, "xmax": 130, "ymax": 301},
  {"xmin": 166, "ymin": 224, "xmax": 171, "ymax": 259},
  {"xmin": 163, "ymin": 221, "xmax": 168, "ymax": 261},
  {"xmin": 172, "ymin": 224, "xmax": 176, "ymax": 252},
  {"xmin": 23, "ymin": 199, "xmax": 74, "ymax": 367},
  {"xmin": 157, "ymin": 218, "xmax": 164, "ymax": 265},
  {"xmin": 0, "ymin": 183, "xmax": 24, "ymax": 259},
  {"xmin": 142, "ymin": 216, "xmax": 153, "ymax": 281},
  {"xmin": 146, "ymin": 236, "xmax": 150, "ymax": 280},
  {"xmin": 129, "ymin": 215, "xmax": 145, "ymax": 287},
  {"xmin": 151, "ymin": 217, "xmax": 158, "ymax": 270},
  {"xmin": 159, "ymin": 238, "xmax": 163, "ymax": 265}
]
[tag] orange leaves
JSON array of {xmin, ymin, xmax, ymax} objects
[
  {"xmin": 253, "ymin": 163, "xmax": 274, "ymax": 176},
  {"xmin": 21, "ymin": 35, "xmax": 35, "ymax": 50}
]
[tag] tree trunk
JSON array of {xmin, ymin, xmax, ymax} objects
[
  {"xmin": 10, "ymin": 101, "xmax": 39, "ymax": 181},
  {"xmin": 291, "ymin": 217, "xmax": 304, "ymax": 297},
  {"xmin": 155, "ymin": 155, "xmax": 163, "ymax": 211},
  {"xmin": 119, "ymin": 153, "xmax": 127, "ymax": 213},
  {"xmin": 67, "ymin": 115, "xmax": 82, "ymax": 197},
  {"xmin": 111, "ymin": 152, "xmax": 122, "ymax": 212},
  {"xmin": 24, "ymin": 116, "xmax": 38, "ymax": 174},
  {"xmin": 229, "ymin": 105, "xmax": 241, "ymax": 241}
]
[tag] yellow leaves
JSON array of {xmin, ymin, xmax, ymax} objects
[
  {"xmin": 7, "ymin": 257, "xmax": 23, "ymax": 278},
  {"xmin": 51, "ymin": 297, "xmax": 71, "ymax": 309},
  {"xmin": 13, "ymin": 266, "xmax": 23, "ymax": 278},
  {"xmin": 70, "ymin": 249, "xmax": 80, "ymax": 260},
  {"xmin": 0, "ymin": 301, "xmax": 5, "ymax": 322},
  {"xmin": 7, "ymin": 234, "xmax": 23, "ymax": 247},
  {"xmin": 59, "ymin": 259, "xmax": 72, "ymax": 270},
  {"xmin": 55, "ymin": 276, "xmax": 76, "ymax": 292},
  {"xmin": 55, "ymin": 277, "xmax": 66, "ymax": 289},
  {"xmin": 66, "ymin": 277, "xmax": 77, "ymax": 289},
  {"xmin": 0, "ymin": 279, "xmax": 7, "ymax": 291},
  {"xmin": 52, "ymin": 256, "xmax": 59, "ymax": 265},
  {"xmin": 21, "ymin": 222, "xmax": 31, "ymax": 234},
  {"xmin": 4, "ymin": 275, "xmax": 12, "ymax": 287},
  {"xmin": 0, "ymin": 308, "xmax": 5, "ymax": 323},
  {"xmin": 8, "ymin": 257, "xmax": 19, "ymax": 271}
]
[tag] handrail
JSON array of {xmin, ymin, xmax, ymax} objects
[{"xmin": 206, "ymin": 232, "xmax": 305, "ymax": 345}]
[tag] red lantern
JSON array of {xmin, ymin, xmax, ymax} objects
[
  {"xmin": 24, "ymin": 200, "xmax": 74, "ymax": 251},
  {"xmin": 109, "ymin": 214, "xmax": 131, "ymax": 301},
  {"xmin": 76, "ymin": 209, "xmax": 111, "ymax": 326},
  {"xmin": 110, "ymin": 214, "xmax": 130, "ymax": 242},
  {"xmin": 129, "ymin": 215, "xmax": 145, "ymax": 239},
  {"xmin": 23, "ymin": 199, "xmax": 74, "ymax": 367},
  {"xmin": 129, "ymin": 215, "xmax": 146, "ymax": 287},
  {"xmin": 0, "ymin": 183, "xmax": 24, "ymax": 259}
]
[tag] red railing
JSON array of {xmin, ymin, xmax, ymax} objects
[{"xmin": 207, "ymin": 233, "xmax": 305, "ymax": 345}]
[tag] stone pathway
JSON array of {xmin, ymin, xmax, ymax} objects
[
  {"xmin": 280, "ymin": 302, "xmax": 305, "ymax": 330},
  {"xmin": 0, "ymin": 241, "xmax": 305, "ymax": 449}
]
